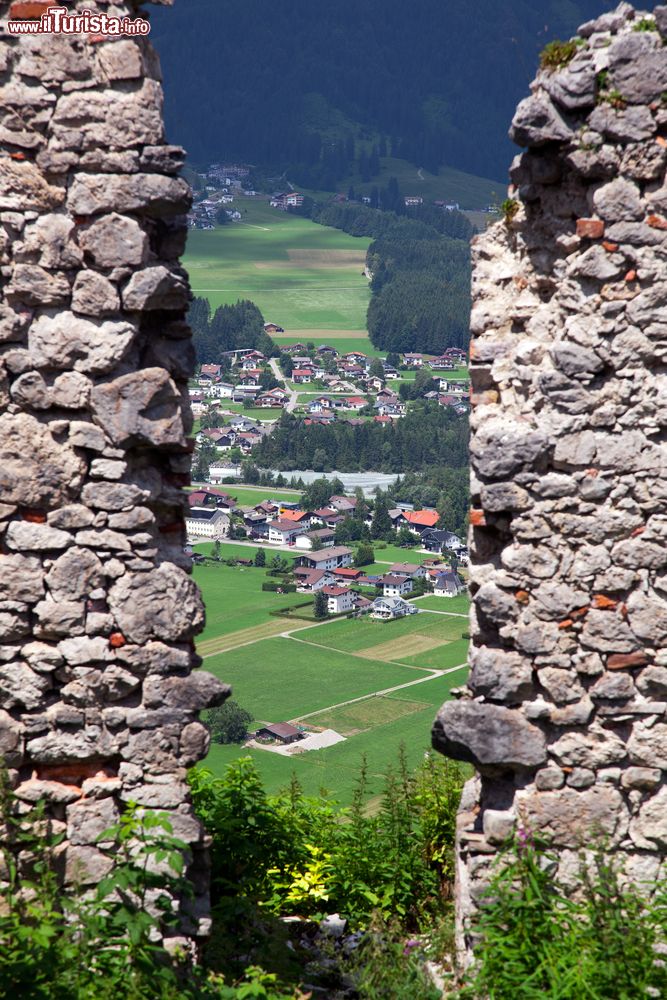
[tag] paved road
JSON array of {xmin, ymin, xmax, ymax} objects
[{"xmin": 269, "ymin": 357, "xmax": 298, "ymax": 412}]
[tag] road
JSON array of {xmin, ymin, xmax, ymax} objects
[{"xmin": 269, "ymin": 357, "xmax": 298, "ymax": 412}]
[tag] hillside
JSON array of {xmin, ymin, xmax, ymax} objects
[{"xmin": 151, "ymin": 0, "xmax": 611, "ymax": 183}]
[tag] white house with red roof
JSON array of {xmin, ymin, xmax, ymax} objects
[{"xmin": 322, "ymin": 585, "xmax": 355, "ymax": 614}]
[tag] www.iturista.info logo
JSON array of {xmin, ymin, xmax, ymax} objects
[{"xmin": 5, "ymin": 3, "xmax": 150, "ymax": 36}]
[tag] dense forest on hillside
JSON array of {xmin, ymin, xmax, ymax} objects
[
  {"xmin": 251, "ymin": 401, "xmax": 469, "ymax": 473},
  {"xmin": 152, "ymin": 0, "xmax": 609, "ymax": 182}
]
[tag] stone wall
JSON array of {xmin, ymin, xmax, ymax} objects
[
  {"xmin": 0, "ymin": 0, "xmax": 228, "ymax": 945},
  {"xmin": 433, "ymin": 1, "xmax": 667, "ymax": 964}
]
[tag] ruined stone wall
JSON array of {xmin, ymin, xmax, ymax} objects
[
  {"xmin": 0, "ymin": 0, "xmax": 227, "ymax": 944},
  {"xmin": 433, "ymin": 1, "xmax": 667, "ymax": 963}
]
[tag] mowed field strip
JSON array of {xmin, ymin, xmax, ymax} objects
[{"xmin": 194, "ymin": 558, "xmax": 470, "ymax": 803}]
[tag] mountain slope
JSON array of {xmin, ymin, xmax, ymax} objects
[{"xmin": 151, "ymin": 0, "xmax": 612, "ymax": 181}]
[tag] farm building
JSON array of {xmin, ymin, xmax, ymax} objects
[
  {"xmin": 255, "ymin": 723, "xmax": 304, "ymax": 745},
  {"xmin": 370, "ymin": 597, "xmax": 419, "ymax": 620}
]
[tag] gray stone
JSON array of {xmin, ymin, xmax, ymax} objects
[
  {"xmin": 71, "ymin": 271, "xmax": 120, "ymax": 316},
  {"xmin": 108, "ymin": 564, "xmax": 204, "ymax": 644},
  {"xmin": 566, "ymin": 767, "xmax": 595, "ymax": 789},
  {"xmin": 580, "ymin": 609, "xmax": 639, "ymax": 653},
  {"xmin": 550, "ymin": 727, "xmax": 627, "ymax": 769},
  {"xmin": 629, "ymin": 786, "xmax": 667, "ymax": 849},
  {"xmin": 432, "ymin": 701, "xmax": 547, "ymax": 770},
  {"xmin": 46, "ymin": 548, "xmax": 104, "ymax": 602},
  {"xmin": 67, "ymin": 796, "xmax": 119, "ymax": 846},
  {"xmin": 535, "ymin": 766, "xmax": 565, "ymax": 791},
  {"xmin": 510, "ymin": 94, "xmax": 574, "ymax": 147},
  {"xmin": 68, "ymin": 173, "xmax": 190, "ymax": 217},
  {"xmin": 5, "ymin": 521, "xmax": 71, "ymax": 552},
  {"xmin": 34, "ymin": 599, "xmax": 85, "ymax": 638},
  {"xmin": 90, "ymin": 369, "xmax": 187, "ymax": 448},
  {"xmin": 0, "ymin": 413, "xmax": 85, "ymax": 508},
  {"xmin": 469, "ymin": 646, "xmax": 533, "ymax": 702},
  {"xmin": 142, "ymin": 673, "xmax": 229, "ymax": 712},
  {"xmin": 540, "ymin": 54, "xmax": 597, "ymax": 111},
  {"xmin": 470, "ymin": 419, "xmax": 550, "ymax": 479},
  {"xmin": 538, "ymin": 667, "xmax": 583, "ymax": 705},
  {"xmin": 0, "ymin": 662, "xmax": 50, "ymax": 711},
  {"xmin": 592, "ymin": 178, "xmax": 643, "ymax": 222},
  {"xmin": 590, "ymin": 671, "xmax": 636, "ymax": 701},
  {"xmin": 78, "ymin": 213, "xmax": 148, "ymax": 269},
  {"xmin": 122, "ymin": 266, "xmax": 189, "ymax": 312},
  {"xmin": 588, "ymin": 104, "xmax": 657, "ymax": 142},
  {"xmin": 608, "ymin": 32, "xmax": 667, "ymax": 104},
  {"xmin": 637, "ymin": 666, "xmax": 667, "ymax": 698},
  {"xmin": 516, "ymin": 787, "xmax": 628, "ymax": 847},
  {"xmin": 621, "ymin": 767, "xmax": 662, "ymax": 791},
  {"xmin": 0, "ymin": 554, "xmax": 44, "ymax": 603},
  {"xmin": 628, "ymin": 722, "xmax": 667, "ymax": 769},
  {"xmin": 28, "ymin": 312, "xmax": 135, "ymax": 375},
  {"xmin": 482, "ymin": 809, "xmax": 516, "ymax": 845}
]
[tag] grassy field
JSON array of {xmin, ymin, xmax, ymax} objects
[
  {"xmin": 306, "ymin": 610, "xmax": 466, "ymax": 656},
  {"xmin": 412, "ymin": 594, "xmax": 470, "ymax": 614},
  {"xmin": 184, "ymin": 200, "xmax": 372, "ymax": 339},
  {"xmin": 193, "ymin": 560, "xmax": 306, "ymax": 645},
  {"xmin": 190, "ymin": 485, "xmax": 302, "ymax": 505},
  {"xmin": 203, "ymin": 666, "xmax": 468, "ymax": 803}
]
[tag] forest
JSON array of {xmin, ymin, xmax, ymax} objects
[
  {"xmin": 251, "ymin": 401, "xmax": 469, "ymax": 474},
  {"xmin": 188, "ymin": 299, "xmax": 277, "ymax": 364},
  {"xmin": 152, "ymin": 0, "xmax": 607, "ymax": 183}
]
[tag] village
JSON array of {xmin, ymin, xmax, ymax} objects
[
  {"xmin": 189, "ymin": 341, "xmax": 470, "ymax": 469},
  {"xmin": 186, "ymin": 482, "xmax": 467, "ymax": 621}
]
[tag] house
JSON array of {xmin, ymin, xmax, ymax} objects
[
  {"xmin": 295, "ymin": 528, "xmax": 336, "ymax": 550},
  {"xmin": 388, "ymin": 563, "xmax": 427, "ymax": 580},
  {"xmin": 322, "ymin": 585, "xmax": 355, "ymax": 614},
  {"xmin": 185, "ymin": 507, "xmax": 230, "ymax": 540},
  {"xmin": 434, "ymin": 571, "xmax": 466, "ymax": 597},
  {"xmin": 294, "ymin": 546, "xmax": 353, "ymax": 571},
  {"xmin": 292, "ymin": 369, "xmax": 312, "ymax": 384},
  {"xmin": 209, "ymin": 382, "xmax": 234, "ymax": 399},
  {"xmin": 371, "ymin": 596, "xmax": 418, "ymax": 620},
  {"xmin": 401, "ymin": 510, "xmax": 441, "ymax": 534},
  {"xmin": 279, "ymin": 509, "xmax": 317, "ymax": 528},
  {"xmin": 294, "ymin": 568, "xmax": 331, "ymax": 592},
  {"xmin": 421, "ymin": 529, "xmax": 465, "ymax": 553},
  {"xmin": 190, "ymin": 399, "xmax": 207, "ymax": 417},
  {"xmin": 255, "ymin": 723, "xmax": 304, "ymax": 745},
  {"xmin": 264, "ymin": 322, "xmax": 285, "ymax": 334},
  {"xmin": 188, "ymin": 488, "xmax": 235, "ymax": 509},
  {"xmin": 256, "ymin": 394, "xmax": 285, "ymax": 408},
  {"xmin": 404, "ymin": 196, "xmax": 423, "ymax": 207},
  {"xmin": 403, "ymin": 353, "xmax": 424, "ymax": 368},
  {"xmin": 329, "ymin": 496, "xmax": 356, "ymax": 514},
  {"xmin": 381, "ymin": 574, "xmax": 413, "ymax": 597},
  {"xmin": 267, "ymin": 519, "xmax": 306, "ymax": 544},
  {"xmin": 208, "ymin": 462, "xmax": 240, "ymax": 484},
  {"xmin": 343, "ymin": 396, "xmax": 367, "ymax": 411},
  {"xmin": 353, "ymin": 595, "xmax": 373, "ymax": 611},
  {"xmin": 383, "ymin": 366, "xmax": 399, "ymax": 379},
  {"xmin": 200, "ymin": 364, "xmax": 222, "ymax": 378},
  {"xmin": 331, "ymin": 567, "xmax": 363, "ymax": 584}
]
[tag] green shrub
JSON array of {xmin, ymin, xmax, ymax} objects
[
  {"xmin": 539, "ymin": 38, "xmax": 584, "ymax": 71},
  {"xmin": 633, "ymin": 16, "xmax": 658, "ymax": 31},
  {"xmin": 458, "ymin": 837, "xmax": 667, "ymax": 1000},
  {"xmin": 501, "ymin": 198, "xmax": 519, "ymax": 225}
]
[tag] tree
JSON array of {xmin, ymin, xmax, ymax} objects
[
  {"xmin": 212, "ymin": 540, "xmax": 222, "ymax": 560},
  {"xmin": 192, "ymin": 437, "xmax": 218, "ymax": 482},
  {"xmin": 314, "ymin": 591, "xmax": 329, "ymax": 620},
  {"xmin": 310, "ymin": 536, "xmax": 324, "ymax": 551},
  {"xmin": 354, "ymin": 543, "xmax": 375, "ymax": 567},
  {"xmin": 205, "ymin": 701, "xmax": 253, "ymax": 745},
  {"xmin": 369, "ymin": 357, "xmax": 385, "ymax": 380},
  {"xmin": 371, "ymin": 497, "xmax": 392, "ymax": 538},
  {"xmin": 254, "ymin": 548, "xmax": 266, "ymax": 567},
  {"xmin": 397, "ymin": 525, "xmax": 416, "ymax": 547},
  {"xmin": 269, "ymin": 554, "xmax": 289, "ymax": 574},
  {"xmin": 311, "ymin": 448, "xmax": 329, "ymax": 472}
]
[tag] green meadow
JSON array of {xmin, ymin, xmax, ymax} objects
[{"xmin": 184, "ymin": 200, "xmax": 372, "ymax": 341}]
